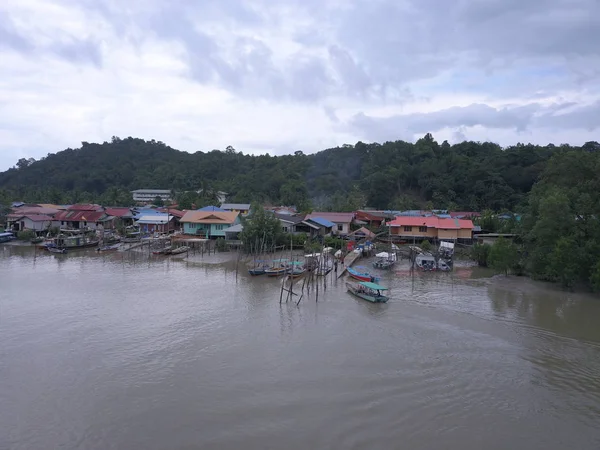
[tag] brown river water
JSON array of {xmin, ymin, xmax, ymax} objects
[{"xmin": 2, "ymin": 245, "xmax": 600, "ymax": 450}]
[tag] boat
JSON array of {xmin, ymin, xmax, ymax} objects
[
  {"xmin": 248, "ymin": 259, "xmax": 268, "ymax": 276},
  {"xmin": 286, "ymin": 261, "xmax": 306, "ymax": 278},
  {"xmin": 30, "ymin": 236, "xmax": 44, "ymax": 244},
  {"xmin": 346, "ymin": 281, "xmax": 389, "ymax": 303},
  {"xmin": 415, "ymin": 254, "xmax": 451, "ymax": 272},
  {"xmin": 373, "ymin": 251, "xmax": 397, "ymax": 270},
  {"xmin": 50, "ymin": 231, "xmax": 99, "ymax": 249},
  {"xmin": 152, "ymin": 246, "xmax": 172, "ymax": 255},
  {"xmin": 170, "ymin": 246, "xmax": 189, "ymax": 255},
  {"xmin": 47, "ymin": 246, "xmax": 67, "ymax": 254},
  {"xmin": 265, "ymin": 259, "xmax": 288, "ymax": 277},
  {"xmin": 347, "ymin": 265, "xmax": 380, "ymax": 282},
  {"xmin": 96, "ymin": 243, "xmax": 121, "ymax": 252},
  {"xmin": 0, "ymin": 232, "xmax": 15, "ymax": 243}
]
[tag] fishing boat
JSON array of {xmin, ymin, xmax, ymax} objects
[
  {"xmin": 286, "ymin": 261, "xmax": 306, "ymax": 278},
  {"xmin": 346, "ymin": 281, "xmax": 389, "ymax": 303},
  {"xmin": 47, "ymin": 246, "xmax": 67, "ymax": 254},
  {"xmin": 347, "ymin": 265, "xmax": 380, "ymax": 282},
  {"xmin": 248, "ymin": 259, "xmax": 268, "ymax": 276},
  {"xmin": 96, "ymin": 243, "xmax": 121, "ymax": 252},
  {"xmin": 170, "ymin": 246, "xmax": 189, "ymax": 255},
  {"xmin": 50, "ymin": 230, "xmax": 99, "ymax": 249},
  {"xmin": 373, "ymin": 251, "xmax": 396, "ymax": 270},
  {"xmin": 152, "ymin": 246, "xmax": 172, "ymax": 255},
  {"xmin": 265, "ymin": 259, "xmax": 288, "ymax": 277},
  {"xmin": 0, "ymin": 232, "xmax": 15, "ymax": 243}
]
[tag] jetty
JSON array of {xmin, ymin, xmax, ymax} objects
[{"xmin": 337, "ymin": 251, "xmax": 361, "ymax": 278}]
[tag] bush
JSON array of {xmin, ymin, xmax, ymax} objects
[
  {"xmin": 421, "ymin": 239, "xmax": 432, "ymax": 252},
  {"xmin": 17, "ymin": 229, "xmax": 36, "ymax": 241},
  {"xmin": 215, "ymin": 237, "xmax": 228, "ymax": 252},
  {"xmin": 471, "ymin": 243, "xmax": 491, "ymax": 267}
]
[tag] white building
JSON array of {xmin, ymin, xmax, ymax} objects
[{"xmin": 131, "ymin": 189, "xmax": 172, "ymax": 203}]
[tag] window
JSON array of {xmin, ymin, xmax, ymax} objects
[
  {"xmin": 419, "ymin": 226, "xmax": 427, "ymax": 232},
  {"xmin": 282, "ymin": 226, "xmax": 288, "ymax": 232},
  {"xmin": 404, "ymin": 226, "xmax": 412, "ymax": 232},
  {"xmin": 189, "ymin": 223, "xmax": 196, "ymax": 229},
  {"xmin": 337, "ymin": 224, "xmax": 344, "ymax": 231}
]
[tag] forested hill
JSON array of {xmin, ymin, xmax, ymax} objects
[{"xmin": 1, "ymin": 135, "xmax": 598, "ymax": 211}]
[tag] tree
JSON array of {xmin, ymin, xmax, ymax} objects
[
  {"xmin": 488, "ymin": 237, "xmax": 519, "ymax": 276},
  {"xmin": 153, "ymin": 196, "xmax": 164, "ymax": 207},
  {"xmin": 239, "ymin": 202, "xmax": 283, "ymax": 252}
]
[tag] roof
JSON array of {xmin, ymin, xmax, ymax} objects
[
  {"xmin": 12, "ymin": 201, "xmax": 25, "ymax": 207},
  {"xmin": 198, "ymin": 206, "xmax": 225, "ymax": 212},
  {"xmin": 358, "ymin": 281, "xmax": 388, "ymax": 290},
  {"xmin": 180, "ymin": 210, "xmax": 239, "ymax": 224},
  {"xmin": 11, "ymin": 206, "xmax": 59, "ymax": 216},
  {"xmin": 388, "ymin": 216, "xmax": 474, "ymax": 230},
  {"xmin": 36, "ymin": 203, "xmax": 67, "ymax": 210},
  {"xmin": 136, "ymin": 215, "xmax": 173, "ymax": 224},
  {"xmin": 224, "ymin": 224, "xmax": 243, "ymax": 233},
  {"xmin": 355, "ymin": 211, "xmax": 385, "ymax": 222},
  {"xmin": 54, "ymin": 210, "xmax": 107, "ymax": 222},
  {"xmin": 306, "ymin": 212, "xmax": 354, "ymax": 223},
  {"xmin": 307, "ymin": 217, "xmax": 336, "ymax": 228},
  {"xmin": 105, "ymin": 207, "xmax": 134, "ymax": 218},
  {"xmin": 274, "ymin": 213, "xmax": 306, "ymax": 224},
  {"xmin": 131, "ymin": 189, "xmax": 171, "ymax": 194},
  {"xmin": 220, "ymin": 203, "xmax": 251, "ymax": 210},
  {"xmin": 449, "ymin": 211, "xmax": 481, "ymax": 218},
  {"xmin": 158, "ymin": 208, "xmax": 185, "ymax": 218},
  {"xmin": 17, "ymin": 214, "xmax": 54, "ymax": 222},
  {"xmin": 349, "ymin": 226, "xmax": 376, "ymax": 239},
  {"xmin": 68, "ymin": 204, "xmax": 103, "ymax": 211}
]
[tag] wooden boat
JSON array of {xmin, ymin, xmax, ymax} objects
[
  {"xmin": 347, "ymin": 266, "xmax": 380, "ymax": 283},
  {"xmin": 96, "ymin": 243, "xmax": 120, "ymax": 252},
  {"xmin": 170, "ymin": 246, "xmax": 189, "ymax": 255},
  {"xmin": 265, "ymin": 259, "xmax": 288, "ymax": 277},
  {"xmin": 248, "ymin": 260, "xmax": 268, "ymax": 276},
  {"xmin": 286, "ymin": 261, "xmax": 306, "ymax": 278},
  {"xmin": 346, "ymin": 281, "xmax": 389, "ymax": 303},
  {"xmin": 47, "ymin": 246, "xmax": 67, "ymax": 254},
  {"xmin": 152, "ymin": 246, "xmax": 172, "ymax": 255}
]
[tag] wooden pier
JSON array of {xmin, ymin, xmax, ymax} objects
[{"xmin": 336, "ymin": 251, "xmax": 361, "ymax": 278}]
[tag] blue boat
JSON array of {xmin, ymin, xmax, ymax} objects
[
  {"xmin": 248, "ymin": 260, "xmax": 268, "ymax": 276},
  {"xmin": 0, "ymin": 232, "xmax": 14, "ymax": 243},
  {"xmin": 347, "ymin": 265, "xmax": 380, "ymax": 283}
]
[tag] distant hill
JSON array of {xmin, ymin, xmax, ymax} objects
[{"xmin": 1, "ymin": 135, "xmax": 595, "ymax": 211}]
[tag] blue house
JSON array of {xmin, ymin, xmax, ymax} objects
[{"xmin": 180, "ymin": 210, "xmax": 241, "ymax": 238}]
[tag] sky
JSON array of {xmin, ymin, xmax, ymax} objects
[{"xmin": 0, "ymin": 0, "xmax": 599, "ymax": 171}]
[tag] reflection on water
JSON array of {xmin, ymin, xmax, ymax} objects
[{"xmin": 2, "ymin": 247, "xmax": 600, "ymax": 450}]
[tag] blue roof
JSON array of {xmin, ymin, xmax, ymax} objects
[
  {"xmin": 309, "ymin": 217, "xmax": 335, "ymax": 228},
  {"xmin": 198, "ymin": 206, "xmax": 225, "ymax": 212}
]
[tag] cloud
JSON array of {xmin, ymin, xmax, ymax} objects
[{"xmin": 0, "ymin": 0, "xmax": 599, "ymax": 171}]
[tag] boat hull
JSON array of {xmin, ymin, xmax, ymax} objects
[
  {"xmin": 346, "ymin": 283, "xmax": 389, "ymax": 303},
  {"xmin": 248, "ymin": 268, "xmax": 266, "ymax": 276},
  {"xmin": 265, "ymin": 268, "xmax": 286, "ymax": 277},
  {"xmin": 347, "ymin": 269, "xmax": 375, "ymax": 282}
]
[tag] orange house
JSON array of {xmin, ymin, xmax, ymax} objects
[{"xmin": 388, "ymin": 216, "xmax": 473, "ymax": 240}]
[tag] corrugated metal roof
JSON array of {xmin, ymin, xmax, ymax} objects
[
  {"xmin": 105, "ymin": 207, "xmax": 133, "ymax": 218},
  {"xmin": 18, "ymin": 214, "xmax": 54, "ymax": 222},
  {"xmin": 224, "ymin": 224, "xmax": 243, "ymax": 232},
  {"xmin": 389, "ymin": 216, "xmax": 473, "ymax": 230},
  {"xmin": 136, "ymin": 215, "xmax": 172, "ymax": 224},
  {"xmin": 305, "ymin": 212, "xmax": 354, "ymax": 223},
  {"xmin": 198, "ymin": 206, "xmax": 225, "ymax": 212},
  {"xmin": 68, "ymin": 204, "xmax": 103, "ymax": 211},
  {"xmin": 180, "ymin": 210, "xmax": 239, "ymax": 224},
  {"xmin": 54, "ymin": 210, "xmax": 106, "ymax": 222},
  {"xmin": 307, "ymin": 217, "xmax": 336, "ymax": 228},
  {"xmin": 220, "ymin": 203, "xmax": 251, "ymax": 210}
]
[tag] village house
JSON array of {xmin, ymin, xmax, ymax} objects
[
  {"xmin": 220, "ymin": 203, "xmax": 251, "ymax": 216},
  {"xmin": 6, "ymin": 206, "xmax": 61, "ymax": 231},
  {"xmin": 305, "ymin": 212, "xmax": 354, "ymax": 236},
  {"xmin": 135, "ymin": 214, "xmax": 178, "ymax": 234},
  {"xmin": 53, "ymin": 204, "xmax": 113, "ymax": 230},
  {"xmin": 105, "ymin": 207, "xmax": 135, "ymax": 227},
  {"xmin": 8, "ymin": 215, "xmax": 54, "ymax": 234},
  {"xmin": 180, "ymin": 211, "xmax": 240, "ymax": 238},
  {"xmin": 387, "ymin": 216, "xmax": 474, "ymax": 241},
  {"xmin": 131, "ymin": 189, "xmax": 172, "ymax": 204}
]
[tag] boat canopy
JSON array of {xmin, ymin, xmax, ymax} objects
[
  {"xmin": 289, "ymin": 261, "xmax": 304, "ymax": 266},
  {"xmin": 358, "ymin": 281, "xmax": 388, "ymax": 291},
  {"xmin": 272, "ymin": 259, "xmax": 289, "ymax": 262},
  {"xmin": 376, "ymin": 252, "xmax": 390, "ymax": 258}
]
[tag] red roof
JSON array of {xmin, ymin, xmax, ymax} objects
[
  {"xmin": 355, "ymin": 211, "xmax": 384, "ymax": 222},
  {"xmin": 389, "ymin": 216, "xmax": 473, "ymax": 229},
  {"xmin": 105, "ymin": 207, "xmax": 133, "ymax": 217},
  {"xmin": 54, "ymin": 210, "xmax": 106, "ymax": 222},
  {"xmin": 68, "ymin": 203, "xmax": 103, "ymax": 211}
]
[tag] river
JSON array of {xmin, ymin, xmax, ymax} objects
[{"xmin": 2, "ymin": 246, "xmax": 600, "ymax": 450}]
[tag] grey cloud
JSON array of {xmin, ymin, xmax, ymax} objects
[
  {"xmin": 349, "ymin": 101, "xmax": 600, "ymax": 143},
  {"xmin": 0, "ymin": 9, "xmax": 102, "ymax": 67}
]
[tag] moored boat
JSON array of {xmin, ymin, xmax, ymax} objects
[
  {"xmin": 170, "ymin": 246, "xmax": 189, "ymax": 255},
  {"xmin": 286, "ymin": 261, "xmax": 306, "ymax": 278},
  {"xmin": 47, "ymin": 246, "xmax": 67, "ymax": 254},
  {"xmin": 248, "ymin": 259, "xmax": 268, "ymax": 276},
  {"xmin": 373, "ymin": 251, "xmax": 396, "ymax": 270},
  {"xmin": 346, "ymin": 281, "xmax": 389, "ymax": 303},
  {"xmin": 152, "ymin": 246, "xmax": 172, "ymax": 255},
  {"xmin": 265, "ymin": 259, "xmax": 288, "ymax": 277},
  {"xmin": 347, "ymin": 266, "xmax": 380, "ymax": 282}
]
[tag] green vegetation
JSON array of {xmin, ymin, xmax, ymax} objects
[
  {"xmin": 17, "ymin": 229, "xmax": 36, "ymax": 241},
  {"xmin": 3, "ymin": 135, "xmax": 597, "ymax": 211},
  {"xmin": 421, "ymin": 239, "xmax": 432, "ymax": 252},
  {"xmin": 239, "ymin": 202, "xmax": 283, "ymax": 252},
  {"xmin": 471, "ymin": 243, "xmax": 491, "ymax": 267},
  {"xmin": 488, "ymin": 238, "xmax": 520, "ymax": 276}
]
